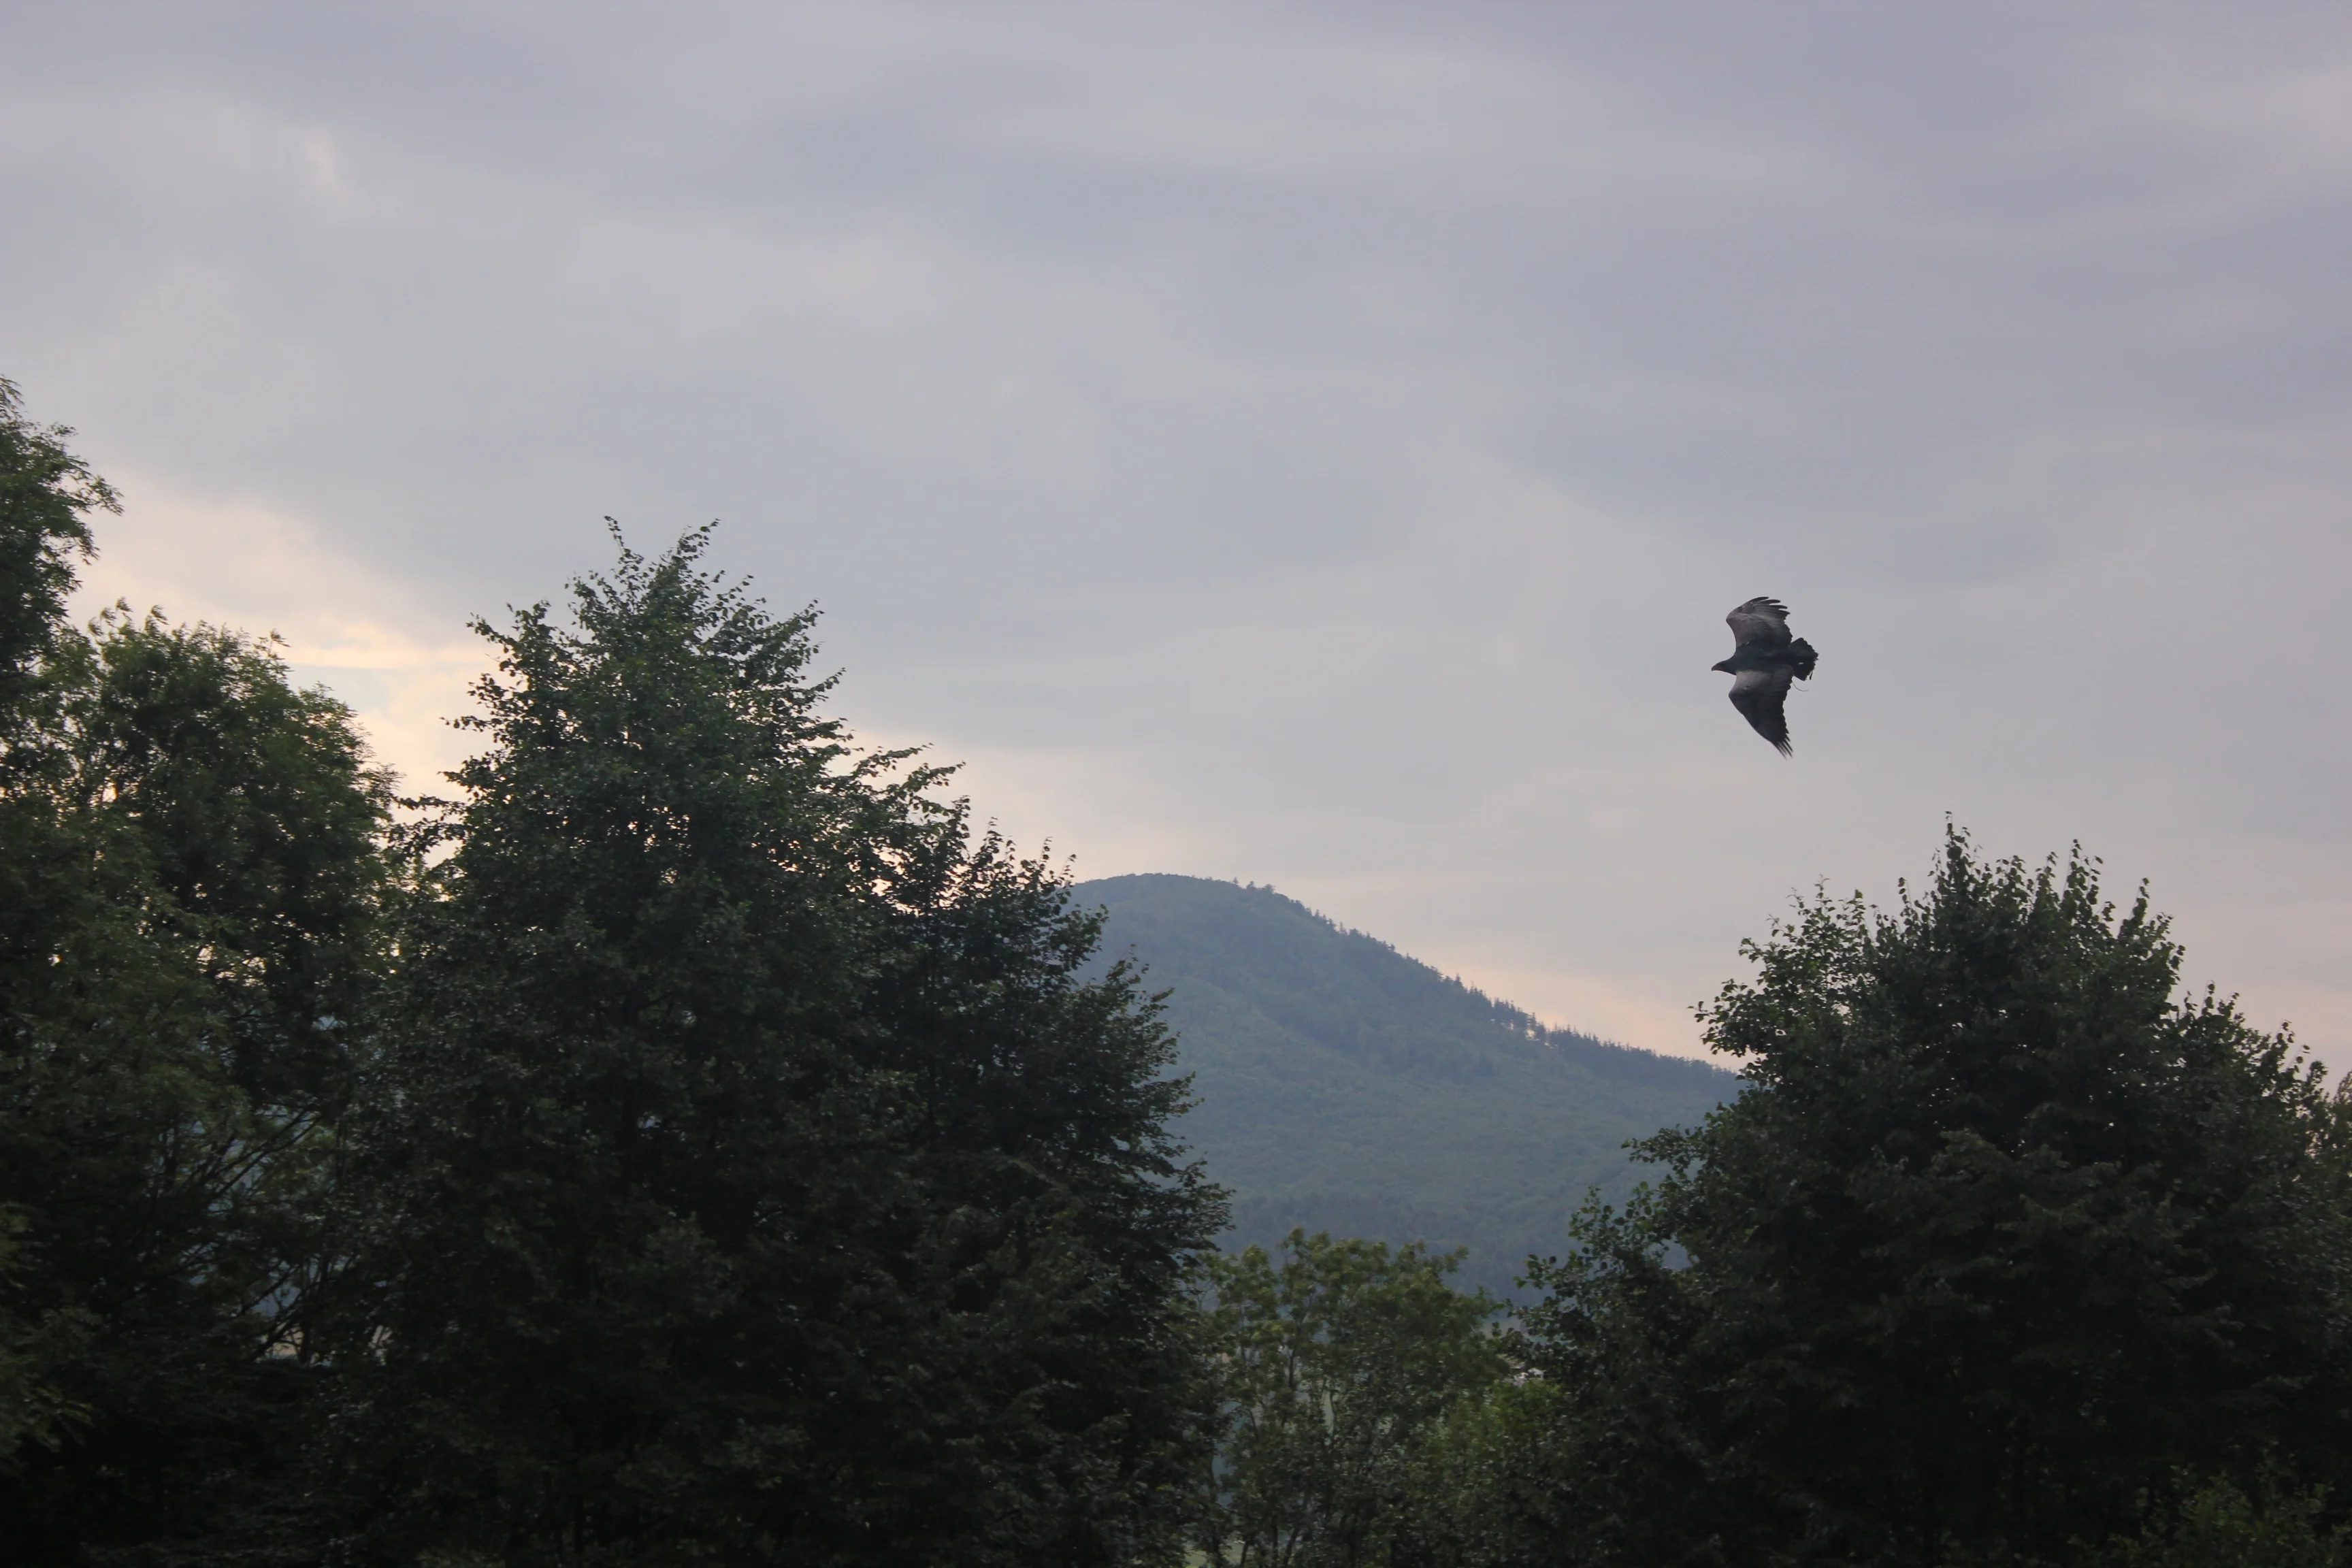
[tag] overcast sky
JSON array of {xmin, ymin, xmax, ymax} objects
[{"xmin": 6, "ymin": 2, "xmax": 2350, "ymax": 1060}]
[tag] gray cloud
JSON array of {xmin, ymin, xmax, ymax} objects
[{"xmin": 5, "ymin": 1, "xmax": 2350, "ymax": 1054}]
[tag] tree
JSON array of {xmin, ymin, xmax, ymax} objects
[
  {"xmin": 0, "ymin": 381, "xmax": 395, "ymax": 1562},
  {"xmin": 322, "ymin": 528, "xmax": 1222, "ymax": 1566},
  {"xmin": 1515, "ymin": 830, "xmax": 2352, "ymax": 1567},
  {"xmin": 1194, "ymin": 1229, "xmax": 1504, "ymax": 1567},
  {"xmin": 0, "ymin": 377, "xmax": 113, "ymax": 734},
  {"xmin": 0, "ymin": 376, "xmax": 115, "ymax": 1483}
]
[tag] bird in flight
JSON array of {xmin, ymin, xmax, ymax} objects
[{"xmin": 1712, "ymin": 597, "xmax": 1818, "ymax": 755}]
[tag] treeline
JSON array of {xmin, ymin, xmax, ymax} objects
[
  {"xmin": 0, "ymin": 382, "xmax": 1221, "ymax": 1565},
  {"xmin": 1198, "ymin": 840, "xmax": 2352, "ymax": 1567},
  {"xmin": 7, "ymin": 376, "xmax": 2352, "ymax": 1566}
]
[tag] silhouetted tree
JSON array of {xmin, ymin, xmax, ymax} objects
[
  {"xmin": 1513, "ymin": 830, "xmax": 2352, "ymax": 1566},
  {"xmin": 0, "ymin": 380, "xmax": 394, "ymax": 1563},
  {"xmin": 320, "ymin": 529, "xmax": 1222, "ymax": 1566}
]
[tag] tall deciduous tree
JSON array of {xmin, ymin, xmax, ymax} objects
[
  {"xmin": 1516, "ymin": 830, "xmax": 2352, "ymax": 1567},
  {"xmin": 0, "ymin": 381, "xmax": 395, "ymax": 1562},
  {"xmin": 325, "ymin": 529, "xmax": 1221, "ymax": 1566},
  {"xmin": 0, "ymin": 376, "xmax": 112, "ymax": 1482}
]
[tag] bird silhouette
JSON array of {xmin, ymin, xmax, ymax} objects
[{"xmin": 1712, "ymin": 597, "xmax": 1817, "ymax": 755}]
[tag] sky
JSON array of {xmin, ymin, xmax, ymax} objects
[{"xmin": 5, "ymin": 2, "xmax": 2350, "ymax": 1061}]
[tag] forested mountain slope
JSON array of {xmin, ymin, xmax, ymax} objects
[{"xmin": 1073, "ymin": 874, "xmax": 1739, "ymax": 1292}]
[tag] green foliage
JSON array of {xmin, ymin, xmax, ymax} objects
[
  {"xmin": 1193, "ymin": 1229, "xmax": 1504, "ymax": 1567},
  {"xmin": 1078, "ymin": 875, "xmax": 1734, "ymax": 1293},
  {"xmin": 2090, "ymin": 1473, "xmax": 2351, "ymax": 1568},
  {"xmin": 1382, "ymin": 1374, "xmax": 1590, "ymax": 1568},
  {"xmin": 0, "ymin": 382, "xmax": 1222, "ymax": 1563},
  {"xmin": 0, "ymin": 376, "xmax": 115, "ymax": 729},
  {"xmin": 0, "ymin": 386, "xmax": 395, "ymax": 1562},
  {"xmin": 1513, "ymin": 829, "xmax": 2352, "ymax": 1567},
  {"xmin": 319, "ymin": 528, "xmax": 1223, "ymax": 1565}
]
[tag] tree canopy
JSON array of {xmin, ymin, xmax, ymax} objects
[
  {"xmin": 1194, "ymin": 1229, "xmax": 1503, "ymax": 1567},
  {"xmin": 1509, "ymin": 830, "xmax": 2352, "ymax": 1566},
  {"xmin": 314, "ymin": 527, "xmax": 1224, "ymax": 1565},
  {"xmin": 0, "ymin": 393, "xmax": 394, "ymax": 1561},
  {"xmin": 0, "ymin": 378, "xmax": 1226, "ymax": 1566},
  {"xmin": 11, "ymin": 372, "xmax": 2352, "ymax": 1568}
]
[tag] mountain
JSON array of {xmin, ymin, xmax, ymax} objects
[{"xmin": 1073, "ymin": 874, "xmax": 1741, "ymax": 1294}]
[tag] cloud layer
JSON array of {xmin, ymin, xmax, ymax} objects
[{"xmin": 7, "ymin": 2, "xmax": 2350, "ymax": 1056}]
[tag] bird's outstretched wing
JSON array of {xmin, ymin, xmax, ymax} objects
[
  {"xmin": 1728, "ymin": 666, "xmax": 1794, "ymax": 756},
  {"xmin": 1726, "ymin": 597, "xmax": 1793, "ymax": 653}
]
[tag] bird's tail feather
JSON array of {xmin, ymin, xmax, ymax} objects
[{"xmin": 1788, "ymin": 638, "xmax": 1818, "ymax": 680}]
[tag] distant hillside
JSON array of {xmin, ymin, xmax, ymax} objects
[{"xmin": 1073, "ymin": 874, "xmax": 1740, "ymax": 1294}]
